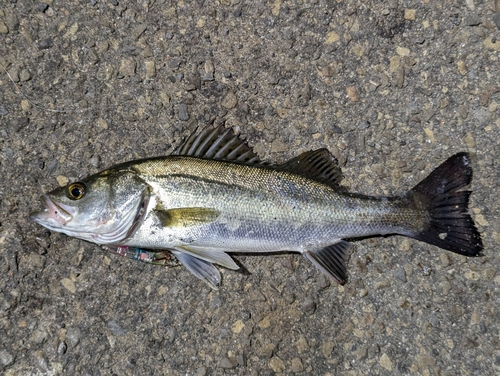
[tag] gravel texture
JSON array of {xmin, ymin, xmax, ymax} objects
[{"xmin": 1, "ymin": 1, "xmax": 499, "ymax": 375}]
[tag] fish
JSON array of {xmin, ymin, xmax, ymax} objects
[{"xmin": 30, "ymin": 125, "xmax": 483, "ymax": 289}]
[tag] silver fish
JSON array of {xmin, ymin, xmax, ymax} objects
[{"xmin": 31, "ymin": 125, "xmax": 483, "ymax": 288}]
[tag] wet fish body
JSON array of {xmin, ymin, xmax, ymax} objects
[{"xmin": 31, "ymin": 126, "xmax": 483, "ymax": 288}]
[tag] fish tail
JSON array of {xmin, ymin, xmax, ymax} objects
[{"xmin": 408, "ymin": 152, "xmax": 483, "ymax": 256}]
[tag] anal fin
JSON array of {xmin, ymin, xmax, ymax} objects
[
  {"xmin": 304, "ymin": 241, "xmax": 351, "ymax": 285},
  {"xmin": 172, "ymin": 250, "xmax": 221, "ymax": 289}
]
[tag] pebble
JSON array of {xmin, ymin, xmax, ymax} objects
[
  {"xmin": 300, "ymin": 297, "xmax": 316, "ymax": 315},
  {"xmin": 38, "ymin": 37, "xmax": 54, "ymax": 50},
  {"xmin": 219, "ymin": 356, "xmax": 238, "ymax": 369},
  {"xmin": 107, "ymin": 319, "xmax": 127, "ymax": 336},
  {"xmin": 178, "ymin": 103, "xmax": 190, "ymax": 121},
  {"xmin": 0, "ymin": 349, "xmax": 15, "ymax": 366},
  {"xmin": 269, "ymin": 356, "xmax": 285, "ymax": 373},
  {"xmin": 404, "ymin": 9, "xmax": 416, "ymax": 21},
  {"xmin": 380, "ymin": 353, "xmax": 394, "ymax": 371},
  {"xmin": 56, "ymin": 176, "xmax": 69, "ymax": 187},
  {"xmin": 346, "ymin": 86, "xmax": 359, "ymax": 102},
  {"xmin": 259, "ymin": 343, "xmax": 276, "ymax": 358},
  {"xmin": 0, "ymin": 104, "xmax": 8, "ymax": 116},
  {"xmin": 393, "ymin": 267, "xmax": 407, "ymax": 282},
  {"xmin": 66, "ymin": 327, "xmax": 81, "ymax": 347},
  {"xmin": 291, "ymin": 357, "xmax": 304, "ymax": 372},
  {"xmin": 0, "ymin": 21, "xmax": 8, "ymax": 34},
  {"xmin": 221, "ymin": 91, "xmax": 238, "ymax": 109},
  {"xmin": 57, "ymin": 341, "xmax": 68, "ymax": 355},
  {"xmin": 60, "ymin": 278, "xmax": 76, "ymax": 293},
  {"xmin": 231, "ymin": 319, "xmax": 245, "ymax": 334},
  {"xmin": 119, "ymin": 57, "xmax": 136, "ymax": 77},
  {"xmin": 145, "ymin": 61, "xmax": 156, "ymax": 79}
]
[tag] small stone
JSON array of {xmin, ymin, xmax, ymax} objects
[
  {"xmin": 457, "ymin": 60, "xmax": 467, "ymax": 75},
  {"xmin": 178, "ymin": 103, "xmax": 190, "ymax": 121},
  {"xmin": 38, "ymin": 37, "xmax": 54, "ymax": 50},
  {"xmin": 20, "ymin": 69, "xmax": 31, "ymax": 81},
  {"xmin": 119, "ymin": 57, "xmax": 136, "ymax": 77},
  {"xmin": 0, "ymin": 21, "xmax": 8, "ymax": 34},
  {"xmin": 291, "ymin": 357, "xmax": 304, "ymax": 372},
  {"xmin": 464, "ymin": 133, "xmax": 475, "ymax": 148},
  {"xmin": 231, "ymin": 320, "xmax": 245, "ymax": 334},
  {"xmin": 396, "ymin": 46, "xmax": 410, "ymax": 57},
  {"xmin": 321, "ymin": 341, "xmax": 334, "ymax": 357},
  {"xmin": 483, "ymin": 38, "xmax": 500, "ymax": 51},
  {"xmin": 38, "ymin": 3, "xmax": 49, "ymax": 12},
  {"xmin": 222, "ymin": 91, "xmax": 238, "ymax": 109},
  {"xmin": 270, "ymin": 139, "xmax": 288, "ymax": 153},
  {"xmin": 0, "ymin": 104, "xmax": 8, "ymax": 115},
  {"xmin": 374, "ymin": 278, "xmax": 391, "ymax": 290},
  {"xmin": 325, "ymin": 31, "xmax": 340, "ymax": 44},
  {"xmin": 56, "ymin": 175, "xmax": 69, "ymax": 187},
  {"xmin": 66, "ymin": 327, "xmax": 81, "ymax": 347},
  {"xmin": 131, "ymin": 24, "xmax": 147, "ymax": 40},
  {"xmin": 259, "ymin": 343, "xmax": 276, "ymax": 358},
  {"xmin": 269, "ymin": 356, "xmax": 285, "ymax": 373},
  {"xmin": 464, "ymin": 14, "xmax": 481, "ymax": 26},
  {"xmin": 380, "ymin": 353, "xmax": 394, "ymax": 371},
  {"xmin": 394, "ymin": 267, "xmax": 407, "ymax": 282},
  {"xmin": 493, "ymin": 14, "xmax": 500, "ymax": 30},
  {"xmin": 57, "ymin": 341, "xmax": 67, "ymax": 355},
  {"xmin": 0, "ymin": 350, "xmax": 15, "ymax": 366},
  {"xmin": 145, "ymin": 61, "xmax": 156, "ymax": 79},
  {"xmin": 295, "ymin": 336, "xmax": 310, "ymax": 354},
  {"xmin": 404, "ymin": 9, "xmax": 416, "ymax": 21},
  {"xmin": 204, "ymin": 59, "xmax": 215, "ymax": 74},
  {"xmin": 346, "ymin": 86, "xmax": 359, "ymax": 102},
  {"xmin": 300, "ymin": 297, "xmax": 316, "ymax": 315},
  {"xmin": 61, "ymin": 278, "xmax": 76, "ymax": 293},
  {"xmin": 355, "ymin": 345, "xmax": 368, "ymax": 359},
  {"xmin": 219, "ymin": 356, "xmax": 238, "ymax": 369},
  {"xmin": 107, "ymin": 319, "xmax": 127, "ymax": 336}
]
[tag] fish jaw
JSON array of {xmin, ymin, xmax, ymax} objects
[{"xmin": 30, "ymin": 195, "xmax": 75, "ymax": 228}]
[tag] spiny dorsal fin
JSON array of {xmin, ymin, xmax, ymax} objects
[
  {"xmin": 156, "ymin": 207, "xmax": 221, "ymax": 227},
  {"xmin": 280, "ymin": 149, "xmax": 343, "ymax": 188},
  {"xmin": 174, "ymin": 124, "xmax": 263, "ymax": 164}
]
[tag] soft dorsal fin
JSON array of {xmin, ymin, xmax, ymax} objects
[
  {"xmin": 174, "ymin": 124, "xmax": 262, "ymax": 164},
  {"xmin": 280, "ymin": 149, "xmax": 343, "ymax": 188}
]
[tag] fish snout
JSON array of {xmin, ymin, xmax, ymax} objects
[{"xmin": 30, "ymin": 195, "xmax": 73, "ymax": 226}]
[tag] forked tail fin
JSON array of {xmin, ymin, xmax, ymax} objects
[{"xmin": 409, "ymin": 152, "xmax": 483, "ymax": 256}]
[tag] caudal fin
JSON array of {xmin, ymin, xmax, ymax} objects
[{"xmin": 409, "ymin": 152, "xmax": 483, "ymax": 256}]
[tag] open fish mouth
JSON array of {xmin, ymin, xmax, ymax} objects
[{"xmin": 30, "ymin": 195, "xmax": 74, "ymax": 226}]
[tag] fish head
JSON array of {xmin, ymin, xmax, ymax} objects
[{"xmin": 30, "ymin": 170, "xmax": 150, "ymax": 244}]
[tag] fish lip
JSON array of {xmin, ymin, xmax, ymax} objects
[{"xmin": 30, "ymin": 195, "xmax": 73, "ymax": 225}]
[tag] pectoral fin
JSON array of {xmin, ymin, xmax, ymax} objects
[
  {"xmin": 177, "ymin": 245, "xmax": 239, "ymax": 270},
  {"xmin": 171, "ymin": 250, "xmax": 221, "ymax": 289},
  {"xmin": 303, "ymin": 240, "xmax": 352, "ymax": 285},
  {"xmin": 157, "ymin": 207, "xmax": 221, "ymax": 227}
]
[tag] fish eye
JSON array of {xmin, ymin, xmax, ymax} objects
[{"xmin": 66, "ymin": 182, "xmax": 86, "ymax": 200}]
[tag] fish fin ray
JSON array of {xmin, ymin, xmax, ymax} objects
[
  {"xmin": 171, "ymin": 250, "xmax": 221, "ymax": 289},
  {"xmin": 157, "ymin": 207, "xmax": 221, "ymax": 227},
  {"xmin": 280, "ymin": 149, "xmax": 343, "ymax": 188},
  {"xmin": 304, "ymin": 240, "xmax": 351, "ymax": 285},
  {"xmin": 177, "ymin": 246, "xmax": 239, "ymax": 270},
  {"xmin": 408, "ymin": 152, "xmax": 483, "ymax": 256},
  {"xmin": 174, "ymin": 123, "xmax": 264, "ymax": 164}
]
